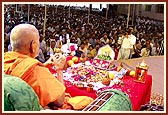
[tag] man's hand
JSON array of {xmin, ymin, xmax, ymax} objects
[
  {"xmin": 44, "ymin": 53, "xmax": 68, "ymax": 70},
  {"xmin": 43, "ymin": 56, "xmax": 55, "ymax": 68},
  {"xmin": 52, "ymin": 53, "xmax": 67, "ymax": 70}
]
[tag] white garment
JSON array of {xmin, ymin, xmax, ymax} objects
[
  {"xmin": 127, "ymin": 34, "xmax": 136, "ymax": 49},
  {"xmin": 117, "ymin": 35, "xmax": 136, "ymax": 60},
  {"xmin": 48, "ymin": 27, "xmax": 55, "ymax": 33},
  {"xmin": 100, "ymin": 38, "xmax": 109, "ymax": 44},
  {"xmin": 121, "ymin": 35, "xmax": 136, "ymax": 49},
  {"xmin": 117, "ymin": 48, "xmax": 131, "ymax": 60},
  {"xmin": 118, "ymin": 36, "xmax": 124, "ymax": 45}
]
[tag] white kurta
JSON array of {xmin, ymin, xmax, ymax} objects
[{"xmin": 117, "ymin": 34, "xmax": 136, "ymax": 60}]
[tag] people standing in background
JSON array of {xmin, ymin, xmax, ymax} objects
[
  {"xmin": 128, "ymin": 27, "xmax": 137, "ymax": 59},
  {"xmin": 4, "ymin": 4, "xmax": 164, "ymax": 58},
  {"xmin": 117, "ymin": 29, "xmax": 136, "ymax": 60}
]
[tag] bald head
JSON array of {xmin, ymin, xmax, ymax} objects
[{"xmin": 10, "ymin": 24, "xmax": 40, "ymax": 58}]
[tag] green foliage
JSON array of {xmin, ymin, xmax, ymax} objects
[{"xmin": 97, "ymin": 54, "xmax": 111, "ymax": 60}]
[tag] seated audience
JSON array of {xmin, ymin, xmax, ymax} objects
[
  {"xmin": 79, "ymin": 42, "xmax": 88, "ymax": 57},
  {"xmin": 90, "ymin": 44, "xmax": 100, "ymax": 58},
  {"xmin": 132, "ymin": 40, "xmax": 142, "ymax": 58},
  {"xmin": 140, "ymin": 43, "xmax": 151, "ymax": 57},
  {"xmin": 75, "ymin": 47, "xmax": 83, "ymax": 57}
]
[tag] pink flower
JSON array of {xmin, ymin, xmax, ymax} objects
[{"xmin": 70, "ymin": 45, "xmax": 75, "ymax": 51}]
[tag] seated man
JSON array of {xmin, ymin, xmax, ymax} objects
[
  {"xmin": 4, "ymin": 24, "xmax": 66, "ymax": 109},
  {"xmin": 140, "ymin": 43, "xmax": 151, "ymax": 57},
  {"xmin": 132, "ymin": 40, "xmax": 142, "ymax": 59}
]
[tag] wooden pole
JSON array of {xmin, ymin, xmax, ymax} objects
[
  {"xmin": 28, "ymin": 4, "xmax": 30, "ymax": 22},
  {"xmin": 43, "ymin": 5, "xmax": 47, "ymax": 38},
  {"xmin": 88, "ymin": 4, "xmax": 90, "ymax": 24},
  {"xmin": 69, "ymin": 4, "xmax": 70, "ymax": 18},
  {"xmin": 56, "ymin": 5, "xmax": 57, "ymax": 13},
  {"xmin": 16, "ymin": 4, "xmax": 17, "ymax": 12},
  {"xmin": 21, "ymin": 4, "xmax": 23, "ymax": 13},
  {"xmin": 132, "ymin": 4, "xmax": 135, "ymax": 26},
  {"xmin": 126, "ymin": 4, "xmax": 130, "ymax": 28},
  {"xmin": 106, "ymin": 4, "xmax": 109, "ymax": 19},
  {"xmin": 100, "ymin": 4, "xmax": 102, "ymax": 9}
]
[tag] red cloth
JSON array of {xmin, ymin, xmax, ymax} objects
[
  {"xmin": 111, "ymin": 75, "xmax": 152, "ymax": 111},
  {"xmin": 65, "ymin": 81, "xmax": 97, "ymax": 99},
  {"xmin": 114, "ymin": 49, "xmax": 119, "ymax": 60},
  {"xmin": 64, "ymin": 75, "xmax": 152, "ymax": 111}
]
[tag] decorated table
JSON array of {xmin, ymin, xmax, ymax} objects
[
  {"xmin": 49, "ymin": 45, "xmax": 152, "ymax": 111},
  {"xmin": 49, "ymin": 58, "xmax": 152, "ymax": 111}
]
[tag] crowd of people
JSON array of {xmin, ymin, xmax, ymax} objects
[
  {"xmin": 4, "ymin": 4, "xmax": 164, "ymax": 62},
  {"xmin": 3, "ymin": 4, "xmax": 164, "ymax": 111}
]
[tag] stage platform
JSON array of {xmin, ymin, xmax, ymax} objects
[{"xmin": 114, "ymin": 56, "xmax": 165, "ymax": 95}]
